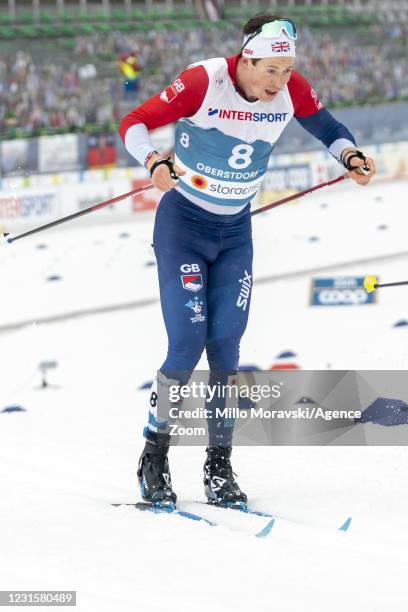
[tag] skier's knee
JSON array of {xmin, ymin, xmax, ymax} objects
[
  {"xmin": 206, "ymin": 338, "xmax": 240, "ymax": 371},
  {"xmin": 163, "ymin": 342, "xmax": 205, "ymax": 373}
]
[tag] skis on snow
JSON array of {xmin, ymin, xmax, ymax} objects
[
  {"xmin": 112, "ymin": 500, "xmax": 352, "ymax": 536},
  {"xmin": 112, "ymin": 501, "xmax": 276, "ymax": 537}
]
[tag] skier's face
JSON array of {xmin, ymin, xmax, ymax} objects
[{"xmin": 238, "ymin": 56, "xmax": 295, "ymax": 102}]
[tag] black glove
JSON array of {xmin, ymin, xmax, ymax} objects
[
  {"xmin": 341, "ymin": 149, "xmax": 370, "ymax": 173},
  {"xmin": 149, "ymin": 157, "xmax": 178, "ymax": 180}
]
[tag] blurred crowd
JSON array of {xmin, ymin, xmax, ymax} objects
[{"xmin": 0, "ymin": 21, "xmax": 407, "ymax": 136}]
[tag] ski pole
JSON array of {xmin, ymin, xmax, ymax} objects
[
  {"xmin": 1, "ymin": 172, "xmax": 346, "ymax": 245},
  {"xmin": 1, "ymin": 183, "xmax": 154, "ymax": 245},
  {"xmin": 250, "ymin": 174, "xmax": 345, "ymax": 217},
  {"xmin": 364, "ymin": 276, "xmax": 408, "ymax": 293}
]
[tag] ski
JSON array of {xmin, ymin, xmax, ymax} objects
[
  {"xmin": 111, "ymin": 502, "xmax": 274, "ymax": 537},
  {"xmin": 111, "ymin": 502, "xmax": 217, "ymax": 526},
  {"xmin": 112, "ymin": 502, "xmax": 351, "ymax": 536},
  {"xmin": 191, "ymin": 501, "xmax": 352, "ymax": 533},
  {"xmin": 178, "ymin": 500, "xmax": 276, "ymax": 538},
  {"xmin": 205, "ymin": 500, "xmax": 276, "ymax": 519}
]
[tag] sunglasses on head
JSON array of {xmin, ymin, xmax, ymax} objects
[{"xmin": 241, "ymin": 19, "xmax": 297, "ymax": 54}]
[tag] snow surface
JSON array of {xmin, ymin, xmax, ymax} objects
[{"xmin": 1, "ymin": 178, "xmax": 408, "ymax": 611}]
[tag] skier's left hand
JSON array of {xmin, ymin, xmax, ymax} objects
[{"xmin": 342, "ymin": 148, "xmax": 376, "ymax": 185}]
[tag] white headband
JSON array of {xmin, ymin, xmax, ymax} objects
[{"xmin": 242, "ymin": 33, "xmax": 296, "ymax": 59}]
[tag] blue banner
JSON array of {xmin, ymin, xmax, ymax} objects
[
  {"xmin": 262, "ymin": 164, "xmax": 312, "ymax": 192},
  {"xmin": 310, "ymin": 277, "xmax": 376, "ymax": 306}
]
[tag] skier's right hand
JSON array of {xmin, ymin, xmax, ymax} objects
[{"xmin": 146, "ymin": 153, "xmax": 186, "ymax": 192}]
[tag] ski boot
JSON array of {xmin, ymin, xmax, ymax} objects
[
  {"xmin": 203, "ymin": 445, "xmax": 247, "ymax": 509},
  {"xmin": 137, "ymin": 430, "xmax": 176, "ymax": 508}
]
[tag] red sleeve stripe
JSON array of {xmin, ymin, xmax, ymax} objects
[{"xmin": 118, "ymin": 65, "xmax": 209, "ymax": 142}]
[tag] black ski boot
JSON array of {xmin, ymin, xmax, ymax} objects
[
  {"xmin": 203, "ymin": 446, "xmax": 247, "ymax": 508},
  {"xmin": 137, "ymin": 431, "xmax": 176, "ymax": 507}
]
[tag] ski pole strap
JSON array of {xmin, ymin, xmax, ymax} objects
[
  {"xmin": 341, "ymin": 149, "xmax": 369, "ymax": 172},
  {"xmin": 150, "ymin": 157, "xmax": 178, "ymax": 180}
]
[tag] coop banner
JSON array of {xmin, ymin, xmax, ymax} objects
[{"xmin": 310, "ymin": 277, "xmax": 376, "ymax": 306}]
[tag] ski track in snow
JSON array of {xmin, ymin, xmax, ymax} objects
[{"xmin": 1, "ymin": 179, "xmax": 408, "ymax": 611}]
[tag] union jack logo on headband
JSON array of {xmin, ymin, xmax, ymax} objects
[{"xmin": 271, "ymin": 42, "xmax": 290, "ymax": 53}]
